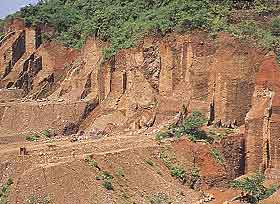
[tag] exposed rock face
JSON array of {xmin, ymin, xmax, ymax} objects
[
  {"xmin": 1, "ymin": 19, "xmax": 280, "ymax": 177},
  {"xmin": 245, "ymin": 53, "xmax": 280, "ymax": 175},
  {"xmin": 208, "ymin": 35, "xmax": 263, "ymax": 127}
]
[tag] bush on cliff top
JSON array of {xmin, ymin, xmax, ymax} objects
[{"xmin": 6, "ymin": 0, "xmax": 280, "ymax": 59}]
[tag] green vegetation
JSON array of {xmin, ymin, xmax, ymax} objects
[
  {"xmin": 156, "ymin": 111, "xmax": 211, "ymax": 142},
  {"xmin": 102, "ymin": 180, "xmax": 113, "ymax": 190},
  {"xmin": 0, "ymin": 20, "xmax": 4, "ymax": 40},
  {"xmin": 155, "ymin": 131, "xmax": 173, "ymax": 141},
  {"xmin": 6, "ymin": 0, "xmax": 279, "ymax": 59},
  {"xmin": 26, "ymin": 194, "xmax": 51, "ymax": 204},
  {"xmin": 149, "ymin": 193, "xmax": 170, "ymax": 204},
  {"xmin": 85, "ymin": 156, "xmax": 100, "ymax": 170},
  {"xmin": 26, "ymin": 134, "xmax": 40, "ymax": 142},
  {"xmin": 116, "ymin": 168, "xmax": 125, "ymax": 178},
  {"xmin": 144, "ymin": 159, "xmax": 163, "ymax": 175},
  {"xmin": 170, "ymin": 166, "xmax": 187, "ymax": 184},
  {"xmin": 271, "ymin": 16, "xmax": 280, "ymax": 36},
  {"xmin": 209, "ymin": 127, "xmax": 234, "ymax": 138},
  {"xmin": 96, "ymin": 171, "xmax": 114, "ymax": 190},
  {"xmin": 96, "ymin": 171, "xmax": 114, "ymax": 180},
  {"xmin": 145, "ymin": 159, "xmax": 155, "ymax": 167},
  {"xmin": 230, "ymin": 172, "xmax": 279, "ymax": 204},
  {"xmin": 210, "ymin": 148, "xmax": 225, "ymax": 166},
  {"xmin": 159, "ymin": 148, "xmax": 200, "ymax": 189},
  {"xmin": 0, "ymin": 178, "xmax": 13, "ymax": 204},
  {"xmin": 190, "ymin": 167, "xmax": 201, "ymax": 189},
  {"xmin": 41, "ymin": 129, "xmax": 51, "ymax": 138}
]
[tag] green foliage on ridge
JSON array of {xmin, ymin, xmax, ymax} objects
[
  {"xmin": 4, "ymin": 0, "xmax": 280, "ymax": 59},
  {"xmin": 0, "ymin": 20, "xmax": 5, "ymax": 39}
]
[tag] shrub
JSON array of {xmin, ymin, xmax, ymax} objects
[
  {"xmin": 26, "ymin": 134, "xmax": 40, "ymax": 142},
  {"xmin": 189, "ymin": 167, "xmax": 200, "ymax": 189},
  {"xmin": 271, "ymin": 17, "xmax": 280, "ymax": 36},
  {"xmin": 180, "ymin": 111, "xmax": 210, "ymax": 142},
  {"xmin": 149, "ymin": 193, "xmax": 170, "ymax": 204},
  {"xmin": 182, "ymin": 111, "xmax": 207, "ymax": 131},
  {"xmin": 155, "ymin": 111, "xmax": 211, "ymax": 142},
  {"xmin": 26, "ymin": 194, "xmax": 51, "ymax": 204},
  {"xmin": 4, "ymin": 0, "xmax": 277, "ymax": 59},
  {"xmin": 96, "ymin": 171, "xmax": 113, "ymax": 180},
  {"xmin": 230, "ymin": 172, "xmax": 279, "ymax": 203},
  {"xmin": 155, "ymin": 131, "xmax": 173, "ymax": 141},
  {"xmin": 96, "ymin": 171, "xmax": 114, "ymax": 190},
  {"xmin": 102, "ymin": 180, "xmax": 113, "ymax": 190},
  {"xmin": 116, "ymin": 168, "xmax": 125, "ymax": 177},
  {"xmin": 41, "ymin": 129, "xmax": 51, "ymax": 138},
  {"xmin": 210, "ymin": 148, "xmax": 225, "ymax": 165},
  {"xmin": 102, "ymin": 171, "xmax": 114, "ymax": 180},
  {"xmin": 85, "ymin": 156, "xmax": 99, "ymax": 170},
  {"xmin": 3, "ymin": 0, "xmax": 237, "ymax": 58},
  {"xmin": 145, "ymin": 159, "xmax": 154, "ymax": 167},
  {"xmin": 170, "ymin": 166, "xmax": 187, "ymax": 184}
]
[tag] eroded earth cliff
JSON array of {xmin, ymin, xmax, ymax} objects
[{"xmin": 0, "ymin": 18, "xmax": 280, "ymax": 204}]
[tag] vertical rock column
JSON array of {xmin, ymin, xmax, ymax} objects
[
  {"xmin": 159, "ymin": 41, "xmax": 173, "ymax": 96},
  {"xmin": 269, "ymin": 96, "xmax": 280, "ymax": 170},
  {"xmin": 245, "ymin": 53, "xmax": 280, "ymax": 174},
  {"xmin": 25, "ymin": 27, "xmax": 41, "ymax": 53}
]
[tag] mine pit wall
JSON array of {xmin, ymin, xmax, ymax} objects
[
  {"xmin": 0, "ymin": 21, "xmax": 43, "ymax": 94},
  {"xmin": 0, "ymin": 101, "xmax": 87, "ymax": 135},
  {"xmin": 244, "ymin": 87, "xmax": 273, "ymax": 174},
  {"xmin": 79, "ymin": 33, "xmax": 267, "ymax": 131},
  {"xmin": 269, "ymin": 104, "xmax": 280, "ymax": 170},
  {"xmin": 245, "ymin": 54, "xmax": 280, "ymax": 176},
  {"xmin": 0, "ymin": 31, "xmax": 26, "ymax": 78},
  {"xmin": 11, "ymin": 31, "xmax": 26, "ymax": 66},
  {"xmin": 207, "ymin": 35, "xmax": 263, "ymax": 127}
]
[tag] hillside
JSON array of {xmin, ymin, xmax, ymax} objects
[{"xmin": 0, "ymin": 0, "xmax": 279, "ymax": 204}]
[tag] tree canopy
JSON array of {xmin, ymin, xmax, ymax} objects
[{"xmin": 5, "ymin": 0, "xmax": 280, "ymax": 59}]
